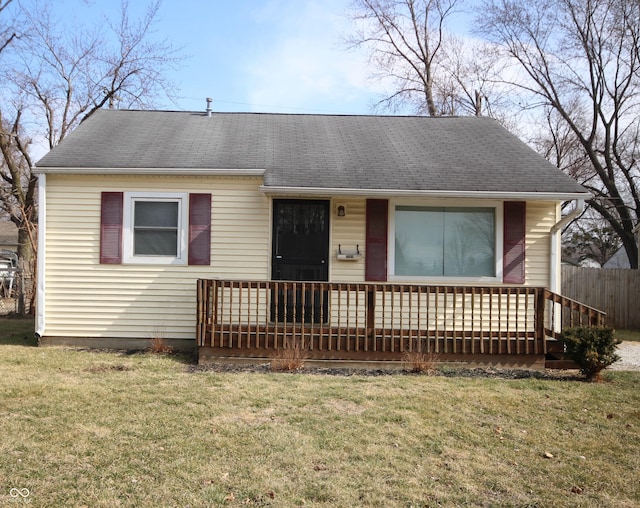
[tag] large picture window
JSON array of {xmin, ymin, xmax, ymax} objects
[{"xmin": 394, "ymin": 206, "xmax": 496, "ymax": 278}]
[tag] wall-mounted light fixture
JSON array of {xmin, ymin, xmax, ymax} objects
[{"xmin": 336, "ymin": 203, "xmax": 346, "ymax": 217}]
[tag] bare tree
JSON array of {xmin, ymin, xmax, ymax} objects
[
  {"xmin": 345, "ymin": 0, "xmax": 510, "ymax": 118},
  {"xmin": 0, "ymin": 0, "xmax": 16, "ymax": 54},
  {"xmin": 477, "ymin": 0, "xmax": 640, "ymax": 268},
  {"xmin": 0, "ymin": 0, "xmax": 181, "ymax": 271},
  {"xmin": 346, "ymin": 0, "xmax": 463, "ymax": 115},
  {"xmin": 563, "ymin": 213, "xmax": 622, "ymax": 267}
]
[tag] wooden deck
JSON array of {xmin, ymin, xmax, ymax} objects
[{"xmin": 196, "ymin": 279, "xmax": 606, "ymax": 368}]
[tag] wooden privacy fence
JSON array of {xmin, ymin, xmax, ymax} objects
[
  {"xmin": 562, "ymin": 266, "xmax": 640, "ymax": 329},
  {"xmin": 197, "ymin": 279, "xmax": 606, "ymax": 361}
]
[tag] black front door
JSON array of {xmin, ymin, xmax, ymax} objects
[{"xmin": 271, "ymin": 199, "xmax": 329, "ymax": 322}]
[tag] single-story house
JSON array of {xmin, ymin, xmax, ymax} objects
[{"xmin": 34, "ymin": 109, "xmax": 603, "ymax": 368}]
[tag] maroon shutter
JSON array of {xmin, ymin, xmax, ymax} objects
[
  {"xmin": 503, "ymin": 201, "xmax": 526, "ymax": 284},
  {"xmin": 188, "ymin": 193, "xmax": 211, "ymax": 265},
  {"xmin": 100, "ymin": 192, "xmax": 123, "ymax": 264},
  {"xmin": 365, "ymin": 199, "xmax": 388, "ymax": 281}
]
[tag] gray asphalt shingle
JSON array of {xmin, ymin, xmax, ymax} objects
[{"xmin": 36, "ymin": 109, "xmax": 587, "ymax": 195}]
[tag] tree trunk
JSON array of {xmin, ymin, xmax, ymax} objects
[{"xmin": 16, "ymin": 224, "xmax": 35, "ymax": 315}]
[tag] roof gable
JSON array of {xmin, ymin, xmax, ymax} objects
[{"xmin": 36, "ymin": 110, "xmax": 588, "ymax": 197}]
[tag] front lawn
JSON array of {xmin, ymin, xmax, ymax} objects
[
  {"xmin": 0, "ymin": 329, "xmax": 638, "ymax": 507},
  {"xmin": 0, "ymin": 316, "xmax": 36, "ymax": 345}
]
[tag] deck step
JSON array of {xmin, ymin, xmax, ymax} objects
[{"xmin": 545, "ymin": 354, "xmax": 578, "ymax": 370}]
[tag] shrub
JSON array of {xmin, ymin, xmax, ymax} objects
[
  {"xmin": 149, "ymin": 336, "xmax": 173, "ymax": 354},
  {"xmin": 271, "ymin": 337, "xmax": 307, "ymax": 371},
  {"xmin": 402, "ymin": 339, "xmax": 438, "ymax": 374},
  {"xmin": 560, "ymin": 326, "xmax": 621, "ymax": 381},
  {"xmin": 148, "ymin": 327, "xmax": 173, "ymax": 354}
]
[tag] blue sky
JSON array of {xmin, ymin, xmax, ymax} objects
[
  {"xmin": 76, "ymin": 0, "xmax": 394, "ymax": 115},
  {"xmin": 49, "ymin": 0, "xmax": 473, "ymax": 116}
]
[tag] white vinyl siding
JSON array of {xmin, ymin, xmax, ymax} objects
[
  {"xmin": 43, "ymin": 174, "xmax": 269, "ymax": 340},
  {"xmin": 330, "ymin": 198, "xmax": 366, "ymax": 282},
  {"xmin": 42, "ymin": 176, "xmax": 558, "ymax": 342},
  {"xmin": 524, "ymin": 201, "xmax": 555, "ymax": 287}
]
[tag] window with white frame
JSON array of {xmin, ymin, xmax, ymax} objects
[
  {"xmin": 123, "ymin": 193, "xmax": 188, "ymax": 264},
  {"xmin": 392, "ymin": 205, "xmax": 499, "ymax": 279}
]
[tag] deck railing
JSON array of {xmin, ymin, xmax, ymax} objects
[
  {"xmin": 196, "ymin": 280, "xmax": 606, "ymax": 360},
  {"xmin": 543, "ymin": 289, "xmax": 606, "ymax": 340}
]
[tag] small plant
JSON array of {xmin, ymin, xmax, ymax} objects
[
  {"xmin": 148, "ymin": 327, "xmax": 173, "ymax": 354},
  {"xmin": 271, "ymin": 336, "xmax": 307, "ymax": 371},
  {"xmin": 560, "ymin": 326, "xmax": 620, "ymax": 381},
  {"xmin": 149, "ymin": 336, "xmax": 173, "ymax": 354},
  {"xmin": 402, "ymin": 340, "xmax": 438, "ymax": 374}
]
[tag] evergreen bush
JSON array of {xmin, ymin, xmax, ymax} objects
[{"xmin": 560, "ymin": 326, "xmax": 620, "ymax": 381}]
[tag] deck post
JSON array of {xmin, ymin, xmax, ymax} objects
[
  {"xmin": 211, "ymin": 279, "xmax": 219, "ymax": 347},
  {"xmin": 366, "ymin": 287, "xmax": 375, "ymax": 339},
  {"xmin": 535, "ymin": 288, "xmax": 546, "ymax": 354},
  {"xmin": 196, "ymin": 279, "xmax": 204, "ymax": 347}
]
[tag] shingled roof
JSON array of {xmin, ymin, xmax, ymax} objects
[{"xmin": 35, "ymin": 109, "xmax": 588, "ymax": 198}]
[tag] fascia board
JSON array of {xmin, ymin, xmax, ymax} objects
[{"xmin": 259, "ymin": 185, "xmax": 592, "ymax": 202}]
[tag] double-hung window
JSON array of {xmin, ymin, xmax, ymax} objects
[
  {"xmin": 123, "ymin": 193, "xmax": 188, "ymax": 264},
  {"xmin": 390, "ymin": 204, "xmax": 502, "ymax": 281}
]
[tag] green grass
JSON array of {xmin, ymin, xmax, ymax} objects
[
  {"xmin": 616, "ymin": 329, "xmax": 640, "ymax": 342},
  {"xmin": 0, "ymin": 317, "xmax": 37, "ymax": 346},
  {"xmin": 1, "ymin": 318, "xmax": 639, "ymax": 507}
]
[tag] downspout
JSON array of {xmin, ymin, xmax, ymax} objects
[
  {"xmin": 35, "ymin": 172, "xmax": 46, "ymax": 339},
  {"xmin": 549, "ymin": 199, "xmax": 584, "ymax": 293}
]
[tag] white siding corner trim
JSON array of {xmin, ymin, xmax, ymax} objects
[{"xmin": 36, "ymin": 173, "xmax": 46, "ymax": 337}]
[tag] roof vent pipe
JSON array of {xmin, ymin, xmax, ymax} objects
[{"xmin": 206, "ymin": 97, "xmax": 213, "ymax": 117}]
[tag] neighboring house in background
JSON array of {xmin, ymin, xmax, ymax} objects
[
  {"xmin": 603, "ymin": 226, "xmax": 640, "ymax": 269},
  {"xmin": 603, "ymin": 247, "xmax": 630, "ymax": 269},
  {"xmin": 0, "ymin": 221, "xmax": 19, "ymax": 298},
  {"xmin": 0, "ymin": 220, "xmax": 18, "ymax": 252},
  {"xmin": 34, "ymin": 109, "xmax": 597, "ymax": 367}
]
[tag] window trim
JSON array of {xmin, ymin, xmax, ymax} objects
[
  {"xmin": 388, "ymin": 199, "xmax": 504, "ymax": 283},
  {"xmin": 122, "ymin": 192, "xmax": 189, "ymax": 265}
]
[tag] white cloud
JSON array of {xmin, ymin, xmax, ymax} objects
[{"xmin": 242, "ymin": 0, "xmax": 384, "ymax": 114}]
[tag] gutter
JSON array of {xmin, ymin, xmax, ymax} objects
[
  {"xmin": 259, "ymin": 185, "xmax": 591, "ymax": 202},
  {"xmin": 549, "ymin": 198, "xmax": 585, "ymax": 293}
]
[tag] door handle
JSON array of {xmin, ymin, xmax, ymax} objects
[{"xmin": 275, "ymin": 255, "xmax": 283, "ymax": 259}]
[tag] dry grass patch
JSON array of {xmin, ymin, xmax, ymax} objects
[
  {"xmin": 0, "ymin": 341, "xmax": 639, "ymax": 507},
  {"xmin": 402, "ymin": 349, "xmax": 438, "ymax": 374},
  {"xmin": 270, "ymin": 336, "xmax": 307, "ymax": 371}
]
